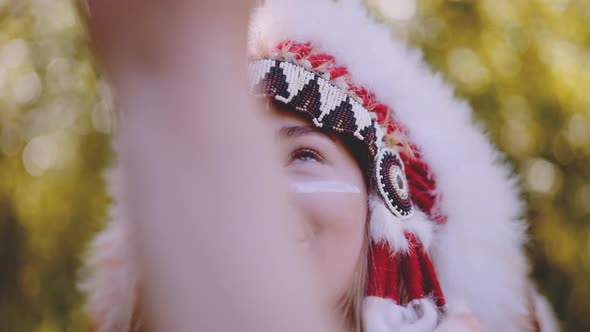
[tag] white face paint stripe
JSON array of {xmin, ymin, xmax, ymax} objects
[{"xmin": 290, "ymin": 181, "xmax": 362, "ymax": 194}]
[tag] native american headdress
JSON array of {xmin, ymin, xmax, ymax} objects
[{"xmin": 81, "ymin": 0, "xmax": 558, "ymax": 331}]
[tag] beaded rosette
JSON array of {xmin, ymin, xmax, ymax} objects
[{"xmin": 375, "ymin": 148, "xmax": 413, "ymax": 218}]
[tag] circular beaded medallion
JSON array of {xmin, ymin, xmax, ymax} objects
[{"xmin": 375, "ymin": 148, "xmax": 413, "ymax": 218}]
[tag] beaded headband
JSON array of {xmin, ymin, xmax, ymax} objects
[{"xmin": 249, "ymin": 59, "xmax": 414, "ymax": 219}]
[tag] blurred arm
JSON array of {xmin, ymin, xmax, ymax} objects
[{"xmin": 84, "ymin": 1, "xmax": 339, "ymax": 331}]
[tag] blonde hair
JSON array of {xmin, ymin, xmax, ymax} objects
[{"xmin": 337, "ymin": 221, "xmax": 369, "ymax": 332}]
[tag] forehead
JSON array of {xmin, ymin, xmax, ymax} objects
[{"xmin": 267, "ymin": 101, "xmax": 315, "ymax": 129}]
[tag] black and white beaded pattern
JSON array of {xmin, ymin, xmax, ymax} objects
[
  {"xmin": 375, "ymin": 148, "xmax": 413, "ymax": 219},
  {"xmin": 249, "ymin": 59, "xmax": 384, "ymax": 157},
  {"xmin": 249, "ymin": 59, "xmax": 412, "ymax": 218}
]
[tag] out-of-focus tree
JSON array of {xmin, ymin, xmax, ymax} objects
[
  {"xmin": 0, "ymin": 0, "xmax": 111, "ymax": 330},
  {"xmin": 0, "ymin": 0, "xmax": 589, "ymax": 331}
]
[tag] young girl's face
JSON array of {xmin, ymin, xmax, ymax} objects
[{"xmin": 269, "ymin": 104, "xmax": 368, "ymax": 307}]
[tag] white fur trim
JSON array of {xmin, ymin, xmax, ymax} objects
[
  {"xmin": 363, "ymin": 296, "xmax": 438, "ymax": 332},
  {"xmin": 79, "ymin": 165, "xmax": 139, "ymax": 332},
  {"xmin": 250, "ymin": 0, "xmax": 548, "ymax": 330},
  {"xmin": 403, "ymin": 210, "xmax": 436, "ymax": 252},
  {"xmin": 442, "ymin": 299, "xmax": 472, "ymax": 316},
  {"xmin": 533, "ymin": 291, "xmax": 560, "ymax": 332},
  {"xmin": 369, "ymin": 196, "xmax": 435, "ymax": 252},
  {"xmin": 369, "ymin": 196, "xmax": 409, "ymax": 252}
]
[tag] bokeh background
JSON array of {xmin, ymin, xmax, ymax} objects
[{"xmin": 0, "ymin": 0, "xmax": 588, "ymax": 331}]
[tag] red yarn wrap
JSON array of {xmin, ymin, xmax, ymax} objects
[
  {"xmin": 401, "ymin": 233, "xmax": 425, "ymax": 301},
  {"xmin": 367, "ymin": 241, "xmax": 400, "ymax": 303},
  {"xmin": 418, "ymin": 245, "xmax": 446, "ymax": 307},
  {"xmin": 368, "ymin": 234, "xmax": 446, "ymax": 306}
]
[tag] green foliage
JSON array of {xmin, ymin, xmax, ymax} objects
[
  {"xmin": 0, "ymin": 0, "xmax": 588, "ymax": 331},
  {"xmin": 0, "ymin": 0, "xmax": 111, "ymax": 331}
]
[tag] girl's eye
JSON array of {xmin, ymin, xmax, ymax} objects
[{"xmin": 290, "ymin": 148, "xmax": 324, "ymax": 163}]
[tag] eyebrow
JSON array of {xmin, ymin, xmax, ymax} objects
[{"xmin": 277, "ymin": 125, "xmax": 336, "ymax": 142}]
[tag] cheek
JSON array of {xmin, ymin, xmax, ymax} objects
[{"xmin": 293, "ymin": 191, "xmax": 367, "ymax": 296}]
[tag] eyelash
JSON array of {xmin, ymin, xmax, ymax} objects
[{"xmin": 289, "ymin": 147, "xmax": 325, "ymax": 164}]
